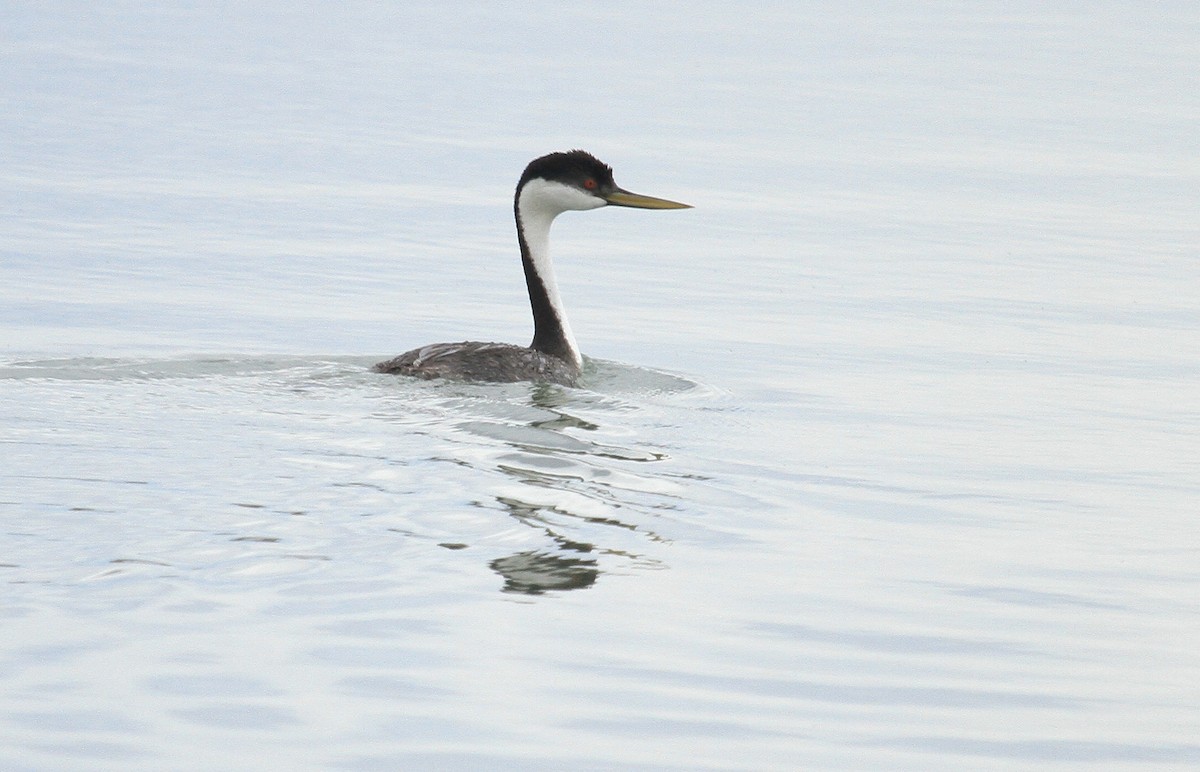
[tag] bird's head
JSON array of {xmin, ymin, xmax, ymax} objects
[{"xmin": 516, "ymin": 150, "xmax": 692, "ymax": 217}]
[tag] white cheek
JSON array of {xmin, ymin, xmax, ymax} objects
[
  {"xmin": 519, "ymin": 178, "xmax": 606, "ymax": 217},
  {"xmin": 562, "ymin": 186, "xmax": 607, "ymax": 211}
]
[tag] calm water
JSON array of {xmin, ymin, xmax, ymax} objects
[{"xmin": 3, "ymin": 3, "xmax": 1199, "ymax": 770}]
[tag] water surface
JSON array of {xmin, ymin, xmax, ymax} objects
[{"xmin": 3, "ymin": 3, "xmax": 1199, "ymax": 769}]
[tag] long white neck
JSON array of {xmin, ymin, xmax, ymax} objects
[{"xmin": 515, "ymin": 179, "xmax": 603, "ymax": 368}]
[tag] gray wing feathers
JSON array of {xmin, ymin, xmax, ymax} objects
[{"xmin": 373, "ymin": 342, "xmax": 579, "ymax": 386}]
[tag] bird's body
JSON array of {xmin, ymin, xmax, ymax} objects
[
  {"xmin": 373, "ymin": 150, "xmax": 690, "ymax": 386},
  {"xmin": 373, "ymin": 341, "xmax": 579, "ymax": 385}
]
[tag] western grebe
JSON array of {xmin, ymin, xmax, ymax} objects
[{"xmin": 373, "ymin": 150, "xmax": 691, "ymax": 386}]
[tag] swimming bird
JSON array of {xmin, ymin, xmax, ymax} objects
[{"xmin": 373, "ymin": 150, "xmax": 691, "ymax": 386}]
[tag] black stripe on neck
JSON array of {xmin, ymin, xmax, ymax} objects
[{"xmin": 516, "ymin": 214, "xmax": 574, "ymax": 362}]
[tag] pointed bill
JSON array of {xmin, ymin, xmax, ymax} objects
[{"xmin": 603, "ymin": 188, "xmax": 693, "ymax": 209}]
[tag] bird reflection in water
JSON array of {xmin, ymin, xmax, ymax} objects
[
  {"xmin": 490, "ymin": 551, "xmax": 599, "ymax": 595},
  {"xmin": 477, "ymin": 386, "xmax": 671, "ymax": 595}
]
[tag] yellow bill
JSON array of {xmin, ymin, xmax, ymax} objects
[{"xmin": 604, "ymin": 188, "xmax": 693, "ymax": 210}]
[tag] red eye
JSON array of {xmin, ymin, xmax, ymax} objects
[{"xmin": 583, "ymin": 178, "xmax": 597, "ymax": 190}]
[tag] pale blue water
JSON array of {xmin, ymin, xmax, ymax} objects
[{"xmin": 3, "ymin": 3, "xmax": 1199, "ymax": 770}]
